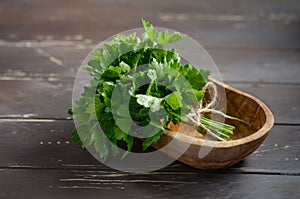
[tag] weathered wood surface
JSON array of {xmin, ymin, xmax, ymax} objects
[
  {"xmin": 0, "ymin": 169, "xmax": 299, "ymax": 199},
  {"xmin": 0, "ymin": 46, "xmax": 300, "ymax": 84},
  {"xmin": 0, "ymin": 0, "xmax": 299, "ymax": 198},
  {"xmin": 0, "ymin": 0, "xmax": 300, "ymax": 50},
  {"xmin": 1, "ymin": 121, "xmax": 299, "ymax": 174},
  {"xmin": 0, "ymin": 80, "xmax": 299, "ymax": 124}
]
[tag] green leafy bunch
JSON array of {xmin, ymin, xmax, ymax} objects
[{"xmin": 69, "ymin": 19, "xmax": 213, "ymax": 160}]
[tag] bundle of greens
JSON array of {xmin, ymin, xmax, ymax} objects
[{"xmin": 68, "ymin": 19, "xmax": 236, "ymax": 160}]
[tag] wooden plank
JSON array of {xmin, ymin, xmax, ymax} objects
[
  {"xmin": 0, "ymin": 168, "xmax": 299, "ymax": 199},
  {"xmin": 0, "ymin": 120, "xmax": 299, "ymax": 174},
  {"xmin": 0, "ymin": 0, "xmax": 299, "ymax": 50},
  {"xmin": 0, "ymin": 47, "xmax": 300, "ymax": 84},
  {"xmin": 209, "ymin": 49, "xmax": 300, "ymax": 84},
  {"xmin": 0, "ymin": 47, "xmax": 86, "ymax": 79},
  {"xmin": 0, "ymin": 120, "xmax": 97, "ymax": 169},
  {"xmin": 0, "ymin": 80, "xmax": 298, "ymax": 124},
  {"xmin": 232, "ymin": 125, "xmax": 300, "ymax": 175},
  {"xmin": 0, "ymin": 80, "xmax": 72, "ymax": 119},
  {"xmin": 0, "ymin": 1, "xmax": 298, "ymax": 197},
  {"xmin": 229, "ymin": 83, "xmax": 300, "ymax": 124}
]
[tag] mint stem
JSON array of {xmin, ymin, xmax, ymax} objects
[{"xmin": 170, "ymin": 113, "xmax": 235, "ymax": 140}]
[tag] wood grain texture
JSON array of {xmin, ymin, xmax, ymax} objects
[
  {"xmin": 0, "ymin": 0, "xmax": 299, "ymax": 50},
  {"xmin": 0, "ymin": 47, "xmax": 86, "ymax": 79},
  {"xmin": 0, "ymin": 120, "xmax": 299, "ymax": 174},
  {"xmin": 0, "ymin": 169, "xmax": 299, "ymax": 199},
  {"xmin": 0, "ymin": 80, "xmax": 73, "ymax": 119},
  {"xmin": 0, "ymin": 80, "xmax": 299, "ymax": 124},
  {"xmin": 0, "ymin": 0, "xmax": 299, "ymax": 197},
  {"xmin": 0, "ymin": 46, "xmax": 300, "ymax": 84}
]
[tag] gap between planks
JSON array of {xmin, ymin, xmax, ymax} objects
[
  {"xmin": 0, "ymin": 166, "xmax": 299, "ymax": 176},
  {"xmin": 0, "ymin": 117, "xmax": 299, "ymax": 126},
  {"xmin": 0, "ymin": 75, "xmax": 299, "ymax": 87},
  {"xmin": 1, "ymin": 39, "xmax": 300, "ymax": 52}
]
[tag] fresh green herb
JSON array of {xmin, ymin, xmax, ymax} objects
[{"xmin": 69, "ymin": 19, "xmax": 235, "ymax": 160}]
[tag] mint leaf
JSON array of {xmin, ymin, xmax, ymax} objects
[
  {"xmin": 165, "ymin": 92, "xmax": 183, "ymax": 110},
  {"xmin": 142, "ymin": 130, "xmax": 164, "ymax": 150},
  {"xmin": 115, "ymin": 118, "xmax": 131, "ymax": 134},
  {"xmin": 71, "ymin": 128, "xmax": 83, "ymax": 146},
  {"xmin": 113, "ymin": 126, "xmax": 127, "ymax": 140},
  {"xmin": 142, "ymin": 18, "xmax": 157, "ymax": 42},
  {"xmin": 135, "ymin": 94, "xmax": 163, "ymax": 112},
  {"xmin": 94, "ymin": 132, "xmax": 109, "ymax": 160},
  {"xmin": 193, "ymin": 89, "xmax": 204, "ymax": 101},
  {"xmin": 188, "ymin": 68, "xmax": 210, "ymax": 89},
  {"xmin": 119, "ymin": 61, "xmax": 131, "ymax": 73},
  {"xmin": 157, "ymin": 31, "xmax": 184, "ymax": 45},
  {"xmin": 101, "ymin": 66, "xmax": 122, "ymax": 81},
  {"xmin": 122, "ymin": 135, "xmax": 133, "ymax": 159},
  {"xmin": 147, "ymin": 69, "xmax": 157, "ymax": 81}
]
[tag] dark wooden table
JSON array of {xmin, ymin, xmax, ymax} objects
[{"xmin": 0, "ymin": 0, "xmax": 299, "ymax": 198}]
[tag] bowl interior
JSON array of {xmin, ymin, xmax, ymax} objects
[
  {"xmin": 224, "ymin": 86, "xmax": 266, "ymax": 140},
  {"xmin": 161, "ymin": 81, "xmax": 268, "ymax": 142}
]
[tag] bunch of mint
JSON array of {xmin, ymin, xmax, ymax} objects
[{"xmin": 69, "ymin": 19, "xmax": 233, "ymax": 161}]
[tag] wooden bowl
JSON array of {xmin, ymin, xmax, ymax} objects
[{"xmin": 152, "ymin": 78, "xmax": 274, "ymax": 169}]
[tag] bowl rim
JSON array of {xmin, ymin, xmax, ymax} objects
[{"xmin": 163, "ymin": 78, "xmax": 274, "ymax": 149}]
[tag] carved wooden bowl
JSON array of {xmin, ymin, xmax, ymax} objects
[{"xmin": 152, "ymin": 78, "xmax": 274, "ymax": 169}]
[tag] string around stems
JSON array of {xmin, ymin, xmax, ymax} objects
[{"xmin": 186, "ymin": 81, "xmax": 248, "ymax": 141}]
